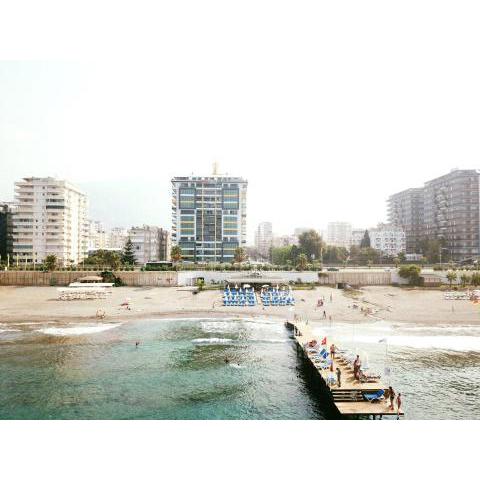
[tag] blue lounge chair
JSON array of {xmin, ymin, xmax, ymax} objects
[{"xmin": 363, "ymin": 390, "xmax": 385, "ymax": 402}]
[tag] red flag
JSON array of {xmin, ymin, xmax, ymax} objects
[{"xmin": 321, "ymin": 336, "xmax": 327, "ymax": 345}]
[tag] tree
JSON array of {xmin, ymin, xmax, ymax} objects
[
  {"xmin": 324, "ymin": 245, "xmax": 349, "ymax": 264},
  {"xmin": 446, "ymin": 271, "xmax": 457, "ymax": 288},
  {"xmin": 83, "ymin": 250, "xmax": 121, "ymax": 270},
  {"xmin": 360, "ymin": 230, "xmax": 371, "ymax": 249},
  {"xmin": 44, "ymin": 254, "xmax": 57, "ymax": 272},
  {"xmin": 419, "ymin": 237, "xmax": 445, "ymax": 264},
  {"xmin": 471, "ymin": 272, "xmax": 480, "ymax": 286},
  {"xmin": 393, "ymin": 256, "xmax": 400, "ymax": 268},
  {"xmin": 234, "ymin": 247, "xmax": 247, "ymax": 264},
  {"xmin": 398, "ymin": 264, "xmax": 421, "ymax": 286},
  {"xmin": 196, "ymin": 278, "xmax": 205, "ymax": 291},
  {"xmin": 296, "ymin": 253, "xmax": 308, "ymax": 271},
  {"xmin": 122, "ymin": 237, "xmax": 137, "ymax": 265},
  {"xmin": 298, "ymin": 230, "xmax": 325, "ymax": 261},
  {"xmin": 460, "ymin": 273, "xmax": 470, "ymax": 288},
  {"xmin": 271, "ymin": 246, "xmax": 293, "ymax": 265},
  {"xmin": 171, "ymin": 245, "xmax": 182, "ymax": 264},
  {"xmin": 398, "ymin": 252, "xmax": 406, "ymax": 263}
]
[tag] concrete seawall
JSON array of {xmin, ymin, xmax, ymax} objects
[
  {"xmin": 0, "ymin": 271, "xmax": 178, "ymax": 287},
  {"xmin": 317, "ymin": 271, "xmax": 392, "ymax": 286},
  {"xmin": 0, "ymin": 270, "xmax": 396, "ymax": 287}
]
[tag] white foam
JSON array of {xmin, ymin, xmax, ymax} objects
[
  {"xmin": 0, "ymin": 328, "xmax": 21, "ymax": 334},
  {"xmin": 37, "ymin": 323, "xmax": 122, "ymax": 336},
  {"xmin": 10, "ymin": 321, "xmax": 56, "ymax": 326},
  {"xmin": 250, "ymin": 338, "xmax": 289, "ymax": 344},
  {"xmin": 191, "ymin": 338, "xmax": 233, "ymax": 345},
  {"xmin": 351, "ymin": 334, "xmax": 480, "ymax": 352}
]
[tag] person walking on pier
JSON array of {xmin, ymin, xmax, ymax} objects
[
  {"xmin": 330, "ymin": 343, "xmax": 336, "ymax": 359},
  {"xmin": 353, "ymin": 355, "xmax": 361, "ymax": 380},
  {"xmin": 323, "ymin": 310, "xmax": 327, "ymax": 319},
  {"xmin": 388, "ymin": 386, "xmax": 396, "ymax": 411},
  {"xmin": 336, "ymin": 367, "xmax": 341, "ymax": 387},
  {"xmin": 396, "ymin": 393, "xmax": 402, "ymax": 418}
]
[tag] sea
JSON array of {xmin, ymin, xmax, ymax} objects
[{"xmin": 0, "ymin": 316, "xmax": 479, "ymax": 419}]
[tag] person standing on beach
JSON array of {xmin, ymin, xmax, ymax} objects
[
  {"xmin": 396, "ymin": 393, "xmax": 402, "ymax": 418},
  {"xmin": 323, "ymin": 310, "xmax": 327, "ymax": 319},
  {"xmin": 330, "ymin": 343, "xmax": 336, "ymax": 359},
  {"xmin": 330, "ymin": 293, "xmax": 333, "ymax": 302},
  {"xmin": 336, "ymin": 367, "xmax": 341, "ymax": 387}
]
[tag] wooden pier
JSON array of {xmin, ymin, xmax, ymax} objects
[{"xmin": 286, "ymin": 320, "xmax": 404, "ymax": 419}]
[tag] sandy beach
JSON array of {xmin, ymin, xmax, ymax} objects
[{"xmin": 1, "ymin": 285, "xmax": 478, "ymax": 326}]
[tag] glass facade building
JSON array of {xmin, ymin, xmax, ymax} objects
[{"xmin": 171, "ymin": 175, "xmax": 247, "ymax": 262}]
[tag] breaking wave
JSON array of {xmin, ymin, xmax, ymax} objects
[
  {"xmin": 37, "ymin": 323, "xmax": 122, "ymax": 336},
  {"xmin": 191, "ymin": 338, "xmax": 234, "ymax": 345}
]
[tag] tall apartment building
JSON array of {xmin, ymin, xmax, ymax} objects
[
  {"xmin": 0, "ymin": 202, "xmax": 15, "ymax": 261},
  {"xmin": 327, "ymin": 222, "xmax": 352, "ymax": 248},
  {"xmin": 388, "ymin": 170, "xmax": 480, "ymax": 261},
  {"xmin": 171, "ymin": 174, "xmax": 247, "ymax": 262},
  {"xmin": 254, "ymin": 222, "xmax": 273, "ymax": 258},
  {"xmin": 128, "ymin": 225, "xmax": 170, "ymax": 264},
  {"xmin": 387, "ymin": 188, "xmax": 424, "ymax": 254},
  {"xmin": 423, "ymin": 169, "xmax": 480, "ymax": 261},
  {"xmin": 12, "ymin": 177, "xmax": 88, "ymax": 265}
]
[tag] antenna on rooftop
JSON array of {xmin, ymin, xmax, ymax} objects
[{"xmin": 212, "ymin": 161, "xmax": 219, "ymax": 176}]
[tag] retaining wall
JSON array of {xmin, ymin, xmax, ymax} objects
[{"xmin": 0, "ymin": 270, "xmax": 177, "ymax": 287}]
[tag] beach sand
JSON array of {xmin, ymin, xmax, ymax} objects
[{"xmin": 0, "ymin": 285, "xmax": 479, "ymax": 326}]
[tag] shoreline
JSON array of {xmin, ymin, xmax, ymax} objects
[{"xmin": 1, "ymin": 285, "xmax": 479, "ymax": 326}]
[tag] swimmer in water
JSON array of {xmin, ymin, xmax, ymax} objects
[
  {"xmin": 225, "ymin": 357, "xmax": 229, "ymax": 363},
  {"xmin": 135, "ymin": 341, "xmax": 140, "ymax": 348}
]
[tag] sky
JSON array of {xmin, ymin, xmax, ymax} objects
[{"xmin": 1, "ymin": 2, "xmax": 480, "ymax": 243}]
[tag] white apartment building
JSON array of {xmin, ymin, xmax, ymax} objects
[
  {"xmin": 327, "ymin": 222, "xmax": 352, "ymax": 248},
  {"xmin": 254, "ymin": 222, "xmax": 273, "ymax": 258},
  {"xmin": 12, "ymin": 177, "xmax": 88, "ymax": 265},
  {"xmin": 109, "ymin": 227, "xmax": 129, "ymax": 249},
  {"xmin": 350, "ymin": 224, "xmax": 405, "ymax": 256},
  {"xmin": 369, "ymin": 223, "xmax": 406, "ymax": 256},
  {"xmin": 87, "ymin": 220, "xmax": 109, "ymax": 251},
  {"xmin": 128, "ymin": 225, "xmax": 170, "ymax": 264}
]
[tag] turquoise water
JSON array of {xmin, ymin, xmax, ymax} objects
[
  {"xmin": 2, "ymin": 317, "xmax": 479, "ymax": 419},
  {"xmin": 0, "ymin": 317, "xmax": 329, "ymax": 420}
]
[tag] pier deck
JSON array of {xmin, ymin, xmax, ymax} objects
[{"xmin": 287, "ymin": 321, "xmax": 403, "ymax": 419}]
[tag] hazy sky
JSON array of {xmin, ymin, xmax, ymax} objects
[{"xmin": 1, "ymin": 2, "xmax": 480, "ymax": 243}]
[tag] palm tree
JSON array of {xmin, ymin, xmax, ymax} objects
[
  {"xmin": 171, "ymin": 245, "xmax": 182, "ymax": 264},
  {"xmin": 234, "ymin": 247, "xmax": 247, "ymax": 264},
  {"xmin": 446, "ymin": 270, "xmax": 457, "ymax": 288},
  {"xmin": 471, "ymin": 272, "xmax": 480, "ymax": 287},
  {"xmin": 460, "ymin": 273, "xmax": 470, "ymax": 288},
  {"xmin": 296, "ymin": 253, "xmax": 308, "ymax": 271}
]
